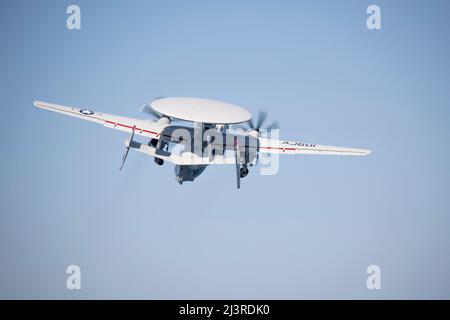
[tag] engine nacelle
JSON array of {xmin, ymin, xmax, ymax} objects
[{"xmin": 248, "ymin": 130, "xmax": 259, "ymax": 138}]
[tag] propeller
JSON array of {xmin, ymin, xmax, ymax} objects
[
  {"xmin": 140, "ymin": 104, "xmax": 164, "ymax": 120},
  {"xmin": 120, "ymin": 125, "xmax": 136, "ymax": 171},
  {"xmin": 240, "ymin": 111, "xmax": 279, "ymax": 135},
  {"xmin": 237, "ymin": 111, "xmax": 280, "ymax": 168},
  {"xmin": 234, "ymin": 136, "xmax": 241, "ymax": 189},
  {"xmin": 140, "ymin": 102, "xmax": 171, "ymax": 124}
]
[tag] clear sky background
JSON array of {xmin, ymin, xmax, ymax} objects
[{"xmin": 1, "ymin": 0, "xmax": 450, "ymax": 299}]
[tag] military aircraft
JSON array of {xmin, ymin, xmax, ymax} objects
[{"xmin": 34, "ymin": 97, "xmax": 370, "ymax": 189}]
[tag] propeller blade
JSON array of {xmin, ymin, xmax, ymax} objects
[
  {"xmin": 119, "ymin": 126, "xmax": 136, "ymax": 171},
  {"xmin": 239, "ymin": 110, "xmax": 279, "ymax": 136},
  {"xmin": 266, "ymin": 121, "xmax": 280, "ymax": 130},
  {"xmin": 236, "ymin": 124, "xmax": 250, "ymax": 132},
  {"xmin": 120, "ymin": 146, "xmax": 131, "ymax": 171},
  {"xmin": 255, "ymin": 111, "xmax": 267, "ymax": 130},
  {"xmin": 139, "ymin": 104, "xmax": 161, "ymax": 119},
  {"xmin": 234, "ymin": 136, "xmax": 241, "ymax": 189},
  {"xmin": 247, "ymin": 118, "xmax": 255, "ymax": 130}
]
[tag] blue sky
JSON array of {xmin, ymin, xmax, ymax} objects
[{"xmin": 1, "ymin": 0, "xmax": 450, "ymax": 299}]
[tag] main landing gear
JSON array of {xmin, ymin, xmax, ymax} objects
[
  {"xmin": 149, "ymin": 139, "xmax": 158, "ymax": 148},
  {"xmin": 240, "ymin": 165, "xmax": 249, "ymax": 178},
  {"xmin": 149, "ymin": 138, "xmax": 166, "ymax": 166}
]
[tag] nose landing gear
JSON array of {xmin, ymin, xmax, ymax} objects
[
  {"xmin": 154, "ymin": 158, "xmax": 164, "ymax": 166},
  {"xmin": 176, "ymin": 176, "xmax": 184, "ymax": 185}
]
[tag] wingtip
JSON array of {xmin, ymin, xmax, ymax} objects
[{"xmin": 33, "ymin": 100, "xmax": 46, "ymax": 108}]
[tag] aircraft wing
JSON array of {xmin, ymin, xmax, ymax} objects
[
  {"xmin": 258, "ymin": 138, "xmax": 371, "ymax": 156},
  {"xmin": 33, "ymin": 101, "xmax": 166, "ymax": 140}
]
